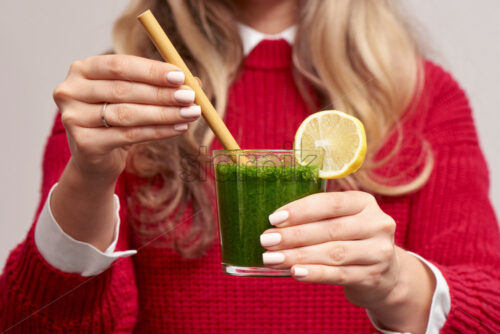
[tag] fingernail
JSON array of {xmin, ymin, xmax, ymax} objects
[
  {"xmin": 293, "ymin": 267, "xmax": 308, "ymax": 277},
  {"xmin": 166, "ymin": 71, "xmax": 185, "ymax": 85},
  {"xmin": 179, "ymin": 105, "xmax": 201, "ymax": 118},
  {"xmin": 174, "ymin": 123, "xmax": 188, "ymax": 131},
  {"xmin": 174, "ymin": 89, "xmax": 195, "ymax": 103},
  {"xmin": 260, "ymin": 233, "xmax": 282, "ymax": 247},
  {"xmin": 268, "ymin": 211, "xmax": 289, "ymax": 225},
  {"xmin": 263, "ymin": 252, "xmax": 285, "ymax": 265}
]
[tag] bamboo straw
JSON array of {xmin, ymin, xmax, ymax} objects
[{"xmin": 137, "ymin": 10, "xmax": 241, "ymax": 151}]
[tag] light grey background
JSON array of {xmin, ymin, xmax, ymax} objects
[{"xmin": 1, "ymin": 1, "xmax": 499, "ymax": 268}]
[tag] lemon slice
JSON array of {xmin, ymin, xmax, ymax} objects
[{"xmin": 294, "ymin": 110, "xmax": 366, "ymax": 179}]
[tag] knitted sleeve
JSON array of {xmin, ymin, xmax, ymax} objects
[
  {"xmin": 407, "ymin": 63, "xmax": 500, "ymax": 332},
  {"xmin": 0, "ymin": 112, "xmax": 138, "ymax": 332}
]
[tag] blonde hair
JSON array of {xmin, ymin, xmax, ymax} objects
[{"xmin": 113, "ymin": 0, "xmax": 432, "ymax": 257}]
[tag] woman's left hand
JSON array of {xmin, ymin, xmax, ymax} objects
[{"xmin": 260, "ymin": 191, "xmax": 404, "ymax": 309}]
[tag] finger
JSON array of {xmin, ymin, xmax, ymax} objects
[
  {"xmin": 70, "ymin": 79, "xmax": 195, "ymax": 106},
  {"xmin": 290, "ymin": 264, "xmax": 383, "ymax": 287},
  {"xmin": 64, "ymin": 102, "xmax": 201, "ymax": 128},
  {"xmin": 260, "ymin": 217, "xmax": 376, "ymax": 251},
  {"xmin": 268, "ymin": 191, "xmax": 374, "ymax": 227},
  {"xmin": 72, "ymin": 123, "xmax": 189, "ymax": 154},
  {"xmin": 262, "ymin": 239, "xmax": 389, "ymax": 268},
  {"xmin": 78, "ymin": 55, "xmax": 185, "ymax": 87}
]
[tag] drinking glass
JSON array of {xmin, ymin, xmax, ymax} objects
[{"xmin": 213, "ymin": 149, "xmax": 326, "ymax": 277}]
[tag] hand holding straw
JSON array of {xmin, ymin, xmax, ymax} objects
[{"xmin": 138, "ymin": 10, "xmax": 241, "ymax": 151}]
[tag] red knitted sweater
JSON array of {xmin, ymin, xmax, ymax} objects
[{"xmin": 1, "ymin": 40, "xmax": 499, "ymax": 333}]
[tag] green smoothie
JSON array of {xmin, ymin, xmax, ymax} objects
[{"xmin": 214, "ymin": 162, "xmax": 326, "ymax": 270}]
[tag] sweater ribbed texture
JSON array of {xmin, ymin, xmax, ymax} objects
[{"xmin": 1, "ymin": 40, "xmax": 499, "ymax": 333}]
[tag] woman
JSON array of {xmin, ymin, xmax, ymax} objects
[{"xmin": 1, "ymin": 0, "xmax": 499, "ymax": 333}]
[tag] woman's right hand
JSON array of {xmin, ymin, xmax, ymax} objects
[{"xmin": 53, "ymin": 54, "xmax": 200, "ymax": 181}]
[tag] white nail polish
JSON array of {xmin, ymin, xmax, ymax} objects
[
  {"xmin": 293, "ymin": 267, "xmax": 308, "ymax": 277},
  {"xmin": 179, "ymin": 105, "xmax": 201, "ymax": 118},
  {"xmin": 262, "ymin": 252, "xmax": 285, "ymax": 265},
  {"xmin": 260, "ymin": 233, "xmax": 282, "ymax": 247},
  {"xmin": 174, "ymin": 89, "xmax": 195, "ymax": 103},
  {"xmin": 268, "ymin": 211, "xmax": 289, "ymax": 225},
  {"xmin": 166, "ymin": 71, "xmax": 185, "ymax": 85},
  {"xmin": 174, "ymin": 123, "xmax": 188, "ymax": 131}
]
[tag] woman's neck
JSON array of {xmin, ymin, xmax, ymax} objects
[{"xmin": 234, "ymin": 0, "xmax": 299, "ymax": 34}]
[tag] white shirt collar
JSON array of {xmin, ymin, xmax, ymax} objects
[{"xmin": 238, "ymin": 23, "xmax": 297, "ymax": 56}]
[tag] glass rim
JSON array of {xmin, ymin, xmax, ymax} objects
[
  {"xmin": 212, "ymin": 149, "xmax": 323, "ymax": 153},
  {"xmin": 212, "ymin": 149, "xmax": 324, "ymax": 167}
]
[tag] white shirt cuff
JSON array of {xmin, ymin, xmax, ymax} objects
[
  {"xmin": 34, "ymin": 183, "xmax": 137, "ymax": 277},
  {"xmin": 367, "ymin": 251, "xmax": 451, "ymax": 334}
]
